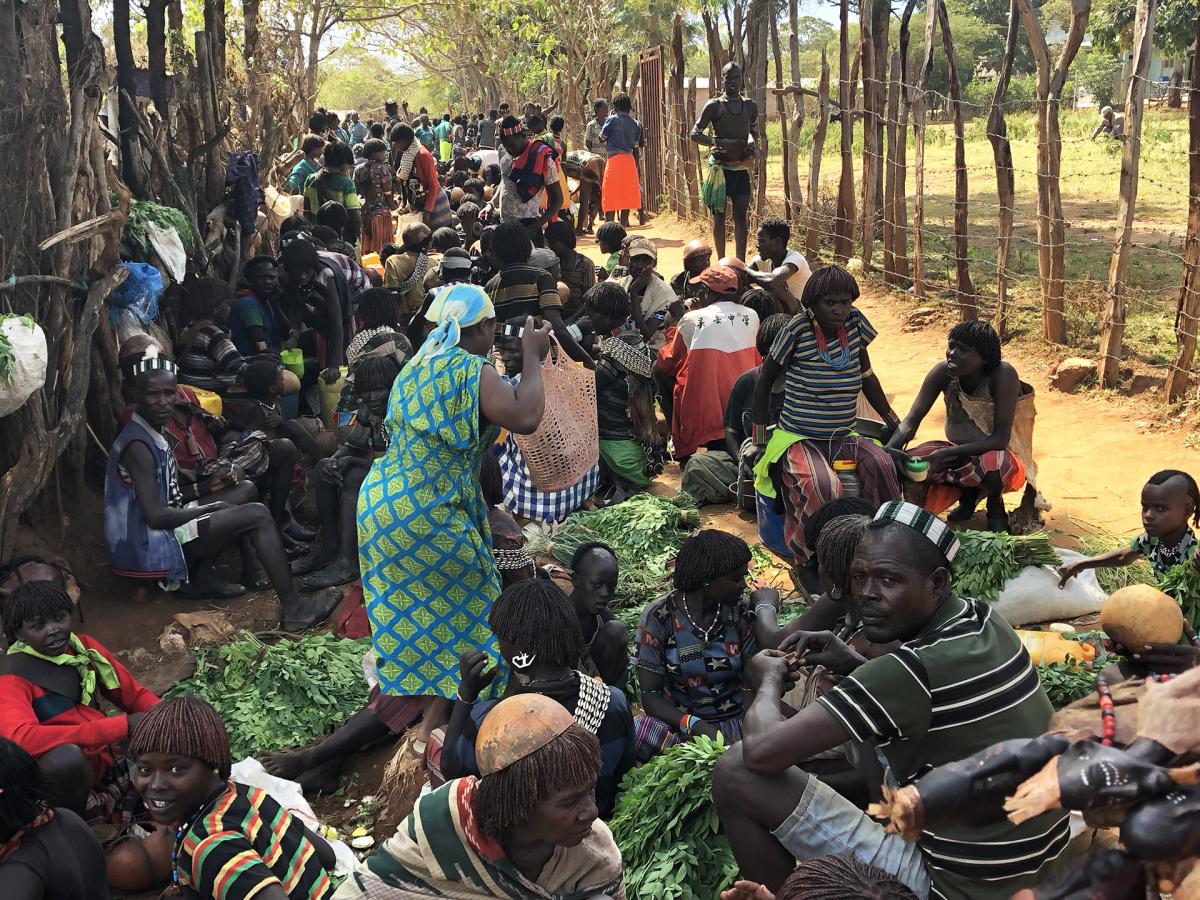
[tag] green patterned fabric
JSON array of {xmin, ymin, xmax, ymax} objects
[{"xmin": 356, "ymin": 346, "xmax": 505, "ymax": 699}]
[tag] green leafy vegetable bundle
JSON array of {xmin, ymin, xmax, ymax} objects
[
  {"xmin": 1034, "ymin": 632, "xmax": 1112, "ymax": 709},
  {"xmin": 166, "ymin": 631, "xmax": 371, "ymax": 758},
  {"xmin": 953, "ymin": 530, "xmax": 1061, "ymax": 602},
  {"xmin": 124, "ymin": 199, "xmax": 195, "ymax": 252},
  {"xmin": 538, "ymin": 493, "xmax": 700, "ymax": 607},
  {"xmin": 610, "ymin": 735, "xmax": 737, "ymax": 900},
  {"xmin": 1156, "ymin": 561, "xmax": 1200, "ymax": 629},
  {"xmin": 0, "ymin": 314, "xmax": 36, "ymax": 385}
]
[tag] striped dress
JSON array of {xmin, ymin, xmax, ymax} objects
[
  {"xmin": 176, "ymin": 781, "xmax": 333, "ymax": 899},
  {"xmin": 817, "ymin": 596, "xmax": 1071, "ymax": 899}
]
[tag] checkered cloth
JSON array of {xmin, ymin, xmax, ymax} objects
[
  {"xmin": 874, "ymin": 499, "xmax": 962, "ymax": 561},
  {"xmin": 494, "ymin": 439, "xmax": 599, "ymax": 522}
]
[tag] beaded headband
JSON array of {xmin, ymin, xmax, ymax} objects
[
  {"xmin": 873, "ymin": 500, "xmax": 961, "ymax": 562},
  {"xmin": 122, "ymin": 355, "xmax": 177, "ymax": 380},
  {"xmin": 493, "ymin": 547, "xmax": 535, "ymax": 571},
  {"xmin": 500, "ymin": 121, "xmax": 526, "ymax": 137}
]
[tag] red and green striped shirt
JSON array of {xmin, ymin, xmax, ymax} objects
[{"xmin": 178, "ymin": 782, "xmax": 332, "ymax": 900}]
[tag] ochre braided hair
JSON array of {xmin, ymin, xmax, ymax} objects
[
  {"xmin": 488, "ymin": 579, "xmax": 583, "ymax": 668},
  {"xmin": 474, "ymin": 723, "xmax": 600, "ymax": 838},
  {"xmin": 777, "ymin": 854, "xmax": 918, "ymax": 900},
  {"xmin": 672, "ymin": 530, "xmax": 751, "ymax": 593},
  {"xmin": 815, "ymin": 515, "xmax": 872, "ymax": 599},
  {"xmin": 2, "ymin": 581, "xmax": 73, "ymax": 645},
  {"xmin": 128, "ymin": 696, "xmax": 233, "ymax": 779}
]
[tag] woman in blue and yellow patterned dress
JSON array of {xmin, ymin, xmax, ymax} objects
[{"xmin": 357, "ymin": 283, "xmax": 551, "ymax": 750}]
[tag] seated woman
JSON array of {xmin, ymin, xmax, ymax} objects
[
  {"xmin": 493, "ymin": 334, "xmax": 600, "ymax": 522},
  {"xmin": 438, "ymin": 580, "xmax": 634, "ymax": 818},
  {"xmin": 296, "ymin": 355, "xmax": 403, "ymax": 590},
  {"xmin": 336, "ymin": 694, "xmax": 624, "ymax": 900},
  {"xmin": 176, "ymin": 276, "xmax": 247, "ymax": 395},
  {"xmin": 586, "ymin": 282, "xmax": 662, "ymax": 499},
  {"xmin": 0, "ymin": 583, "xmax": 158, "ymax": 824},
  {"xmin": 106, "ymin": 349, "xmax": 339, "ymax": 628},
  {"xmin": 567, "ymin": 543, "xmax": 630, "ymax": 689},
  {"xmin": 128, "ymin": 697, "xmax": 336, "ymax": 899},
  {"xmin": 635, "ymin": 530, "xmax": 780, "ymax": 762},
  {"xmin": 0, "ymin": 738, "xmax": 108, "ymax": 899},
  {"xmin": 885, "ymin": 321, "xmax": 1040, "ymax": 532}
]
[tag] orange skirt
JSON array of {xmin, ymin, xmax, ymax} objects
[
  {"xmin": 360, "ymin": 211, "xmax": 394, "ymax": 256},
  {"xmin": 601, "ymin": 151, "xmax": 641, "ymax": 212}
]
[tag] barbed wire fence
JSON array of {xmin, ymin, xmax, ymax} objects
[{"xmin": 630, "ymin": 2, "xmax": 1200, "ymax": 407}]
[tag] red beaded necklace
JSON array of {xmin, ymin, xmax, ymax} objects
[
  {"xmin": 0, "ymin": 809, "xmax": 54, "ymax": 862},
  {"xmin": 1096, "ymin": 673, "xmax": 1176, "ymax": 746}
]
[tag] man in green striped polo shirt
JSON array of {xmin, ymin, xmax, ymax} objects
[{"xmin": 713, "ymin": 501, "xmax": 1070, "ymax": 900}]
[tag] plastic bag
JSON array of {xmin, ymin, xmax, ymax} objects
[
  {"xmin": 0, "ymin": 315, "xmax": 48, "ymax": 417},
  {"xmin": 990, "ymin": 549, "xmax": 1107, "ymax": 626},
  {"xmin": 107, "ymin": 262, "xmax": 163, "ymax": 328},
  {"xmin": 146, "ymin": 222, "xmax": 187, "ymax": 283}
]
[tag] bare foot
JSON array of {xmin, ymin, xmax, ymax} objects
[
  {"xmin": 301, "ymin": 560, "xmax": 359, "ymax": 590},
  {"xmin": 262, "ymin": 746, "xmax": 316, "ymax": 782}
]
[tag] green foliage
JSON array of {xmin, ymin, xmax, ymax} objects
[
  {"xmin": 124, "ymin": 199, "xmax": 195, "ymax": 252},
  {"xmin": 317, "ymin": 47, "xmax": 427, "ymax": 113},
  {"xmin": 166, "ymin": 632, "xmax": 372, "ymax": 759},
  {"xmin": 0, "ymin": 314, "xmax": 36, "ymax": 386},
  {"xmin": 1156, "ymin": 560, "xmax": 1200, "ymax": 629},
  {"xmin": 953, "ymin": 531, "xmax": 1061, "ymax": 603},
  {"xmin": 1072, "ymin": 48, "xmax": 1124, "ymax": 110},
  {"xmin": 534, "ymin": 493, "xmax": 701, "ymax": 608},
  {"xmin": 1035, "ymin": 632, "xmax": 1112, "ymax": 709},
  {"xmin": 610, "ymin": 735, "xmax": 738, "ymax": 900},
  {"xmin": 1091, "ymin": 0, "xmax": 1197, "ymax": 56}
]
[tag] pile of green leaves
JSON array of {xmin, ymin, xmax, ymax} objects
[
  {"xmin": 1156, "ymin": 561, "xmax": 1200, "ymax": 629},
  {"xmin": 539, "ymin": 493, "xmax": 700, "ymax": 607},
  {"xmin": 0, "ymin": 314, "xmax": 36, "ymax": 385},
  {"xmin": 123, "ymin": 199, "xmax": 195, "ymax": 252},
  {"xmin": 610, "ymin": 735, "xmax": 737, "ymax": 900},
  {"xmin": 166, "ymin": 631, "xmax": 371, "ymax": 758},
  {"xmin": 954, "ymin": 530, "xmax": 1061, "ymax": 603},
  {"xmin": 1035, "ymin": 632, "xmax": 1112, "ymax": 710}
]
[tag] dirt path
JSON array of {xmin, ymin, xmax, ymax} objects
[{"xmin": 578, "ymin": 216, "xmax": 1200, "ymax": 538}]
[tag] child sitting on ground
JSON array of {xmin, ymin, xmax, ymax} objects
[
  {"xmin": 0, "ymin": 582, "xmax": 159, "ymax": 824},
  {"xmin": 1060, "ymin": 469, "xmax": 1200, "ymax": 583}
]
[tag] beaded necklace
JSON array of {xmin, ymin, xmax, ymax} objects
[
  {"xmin": 675, "ymin": 593, "xmax": 724, "ymax": 647},
  {"xmin": 812, "ymin": 321, "xmax": 853, "ymax": 369},
  {"xmin": 171, "ymin": 783, "xmax": 228, "ymax": 887},
  {"xmin": 0, "ymin": 809, "xmax": 53, "ymax": 863},
  {"xmin": 1096, "ymin": 673, "xmax": 1176, "ymax": 746}
]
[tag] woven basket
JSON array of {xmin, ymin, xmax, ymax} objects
[{"xmin": 513, "ymin": 339, "xmax": 599, "ymax": 492}]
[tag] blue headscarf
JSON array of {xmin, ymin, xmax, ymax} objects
[{"xmin": 409, "ymin": 282, "xmax": 495, "ymax": 367}]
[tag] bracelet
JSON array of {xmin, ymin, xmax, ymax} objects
[
  {"xmin": 567, "ymin": 323, "xmax": 584, "ymax": 342},
  {"xmin": 752, "ymin": 423, "xmax": 770, "ymax": 446},
  {"xmin": 679, "ymin": 714, "xmax": 699, "ymax": 735},
  {"xmin": 455, "ymin": 690, "xmax": 473, "ymax": 704},
  {"xmin": 754, "ymin": 602, "xmax": 777, "ymax": 616},
  {"xmin": 861, "ymin": 366, "xmax": 874, "ymax": 379}
]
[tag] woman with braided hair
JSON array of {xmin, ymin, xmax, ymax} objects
[
  {"xmin": 129, "ymin": 697, "xmax": 336, "ymax": 899},
  {"xmin": 721, "ymin": 854, "xmax": 917, "ymax": 900},
  {"xmin": 435, "ymin": 579, "xmax": 634, "ymax": 818},
  {"xmin": 335, "ymin": 694, "xmax": 624, "ymax": 899},
  {"xmin": 0, "ymin": 738, "xmax": 108, "ymax": 899},
  {"xmin": 0, "ymin": 582, "xmax": 159, "ymax": 825}
]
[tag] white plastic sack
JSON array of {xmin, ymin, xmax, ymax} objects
[
  {"xmin": 0, "ymin": 316, "xmax": 48, "ymax": 417},
  {"xmin": 230, "ymin": 757, "xmax": 358, "ymax": 876},
  {"xmin": 146, "ymin": 222, "xmax": 187, "ymax": 283},
  {"xmin": 989, "ymin": 548, "xmax": 1107, "ymax": 627}
]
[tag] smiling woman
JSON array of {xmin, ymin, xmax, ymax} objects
[{"xmin": 128, "ymin": 697, "xmax": 336, "ymax": 899}]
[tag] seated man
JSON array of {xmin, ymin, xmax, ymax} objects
[
  {"xmin": 747, "ymin": 217, "xmax": 811, "ymax": 315},
  {"xmin": 885, "ymin": 321, "xmax": 1040, "ymax": 532},
  {"xmin": 613, "ymin": 238, "xmax": 677, "ymax": 351},
  {"xmin": 0, "ymin": 582, "xmax": 159, "ymax": 823},
  {"xmin": 713, "ymin": 501, "xmax": 1070, "ymax": 899},
  {"xmin": 106, "ymin": 349, "xmax": 338, "ymax": 629}
]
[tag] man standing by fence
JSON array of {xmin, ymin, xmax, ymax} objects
[{"xmin": 692, "ymin": 61, "xmax": 758, "ymax": 261}]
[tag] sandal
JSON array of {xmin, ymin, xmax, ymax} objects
[{"xmin": 281, "ymin": 587, "xmax": 343, "ymax": 632}]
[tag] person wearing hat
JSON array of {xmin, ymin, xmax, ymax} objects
[
  {"xmin": 655, "ymin": 264, "xmax": 760, "ymax": 462},
  {"xmin": 496, "ymin": 115, "xmax": 563, "ymax": 247},
  {"xmin": 670, "ymin": 239, "xmax": 714, "ymax": 306},
  {"xmin": 358, "ymin": 286, "xmax": 553, "ymax": 752},
  {"xmin": 335, "ymin": 694, "xmax": 624, "ymax": 900},
  {"xmin": 614, "ymin": 237, "xmax": 677, "ymax": 350},
  {"xmin": 712, "ymin": 501, "xmax": 1069, "ymax": 900}
]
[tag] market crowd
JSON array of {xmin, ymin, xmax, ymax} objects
[{"xmin": 1, "ymin": 87, "xmax": 1199, "ymax": 900}]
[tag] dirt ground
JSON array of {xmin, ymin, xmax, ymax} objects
[{"xmin": 11, "ymin": 214, "xmax": 1200, "ymax": 893}]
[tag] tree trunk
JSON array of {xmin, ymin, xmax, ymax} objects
[
  {"xmin": 112, "ymin": 0, "xmax": 148, "ymax": 197},
  {"xmin": 807, "ymin": 50, "xmax": 831, "ymax": 258},
  {"xmin": 1014, "ymin": 0, "xmax": 1091, "ymax": 343},
  {"xmin": 893, "ymin": 0, "xmax": 917, "ymax": 282},
  {"xmin": 988, "ymin": 0, "xmax": 1020, "ymax": 338},
  {"xmin": 911, "ymin": 0, "xmax": 938, "ymax": 299},
  {"xmin": 1099, "ymin": 0, "xmax": 1156, "ymax": 386},
  {"xmin": 750, "ymin": 0, "xmax": 769, "ymax": 221},
  {"xmin": 145, "ymin": 0, "xmax": 170, "ymax": 118},
  {"xmin": 686, "ymin": 77, "xmax": 699, "ymax": 216},
  {"xmin": 787, "ymin": 0, "xmax": 803, "ymax": 224},
  {"xmin": 670, "ymin": 14, "xmax": 688, "ymax": 217},
  {"xmin": 938, "ymin": 0, "xmax": 976, "ymax": 319},
  {"xmin": 702, "ymin": 11, "xmax": 726, "ymax": 85},
  {"xmin": 1167, "ymin": 12, "xmax": 1200, "ymax": 401},
  {"xmin": 858, "ymin": 0, "xmax": 879, "ymax": 270},
  {"xmin": 772, "ymin": 16, "xmax": 793, "ymax": 227},
  {"xmin": 1168, "ymin": 67, "xmax": 1184, "ymax": 109},
  {"xmin": 883, "ymin": 51, "xmax": 901, "ymax": 283},
  {"xmin": 834, "ymin": 0, "xmax": 856, "ymax": 261}
]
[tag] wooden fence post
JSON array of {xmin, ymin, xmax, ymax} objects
[
  {"xmin": 883, "ymin": 50, "xmax": 901, "ymax": 284},
  {"xmin": 686, "ymin": 77, "xmax": 699, "ymax": 216},
  {"xmin": 911, "ymin": 0, "xmax": 937, "ymax": 299},
  {"xmin": 1167, "ymin": 13, "xmax": 1200, "ymax": 401},
  {"xmin": 807, "ymin": 50, "xmax": 831, "ymax": 259},
  {"xmin": 892, "ymin": 0, "xmax": 917, "ymax": 282},
  {"xmin": 859, "ymin": 0, "xmax": 879, "ymax": 271},
  {"xmin": 1098, "ymin": 0, "xmax": 1156, "ymax": 386},
  {"xmin": 771, "ymin": 16, "xmax": 793, "ymax": 226},
  {"xmin": 988, "ymin": 0, "xmax": 1020, "ymax": 339},
  {"xmin": 937, "ymin": 0, "xmax": 976, "ymax": 319},
  {"xmin": 787, "ymin": 0, "xmax": 804, "ymax": 225},
  {"xmin": 834, "ymin": 0, "xmax": 856, "ymax": 261},
  {"xmin": 669, "ymin": 14, "xmax": 687, "ymax": 217}
]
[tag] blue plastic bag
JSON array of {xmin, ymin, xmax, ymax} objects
[{"xmin": 107, "ymin": 262, "xmax": 163, "ymax": 328}]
